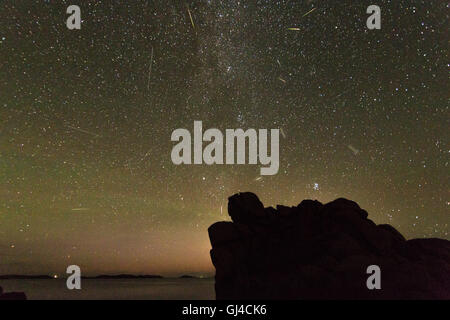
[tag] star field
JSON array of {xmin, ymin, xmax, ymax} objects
[{"xmin": 0, "ymin": 0, "xmax": 448, "ymax": 276}]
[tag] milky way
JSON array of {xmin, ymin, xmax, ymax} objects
[{"xmin": 0, "ymin": 0, "xmax": 448, "ymax": 276}]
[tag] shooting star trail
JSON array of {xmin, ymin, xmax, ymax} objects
[
  {"xmin": 333, "ymin": 87, "xmax": 353, "ymax": 99},
  {"xmin": 187, "ymin": 6, "xmax": 195, "ymax": 30},
  {"xmin": 147, "ymin": 46, "xmax": 154, "ymax": 91},
  {"xmin": 302, "ymin": 7, "xmax": 317, "ymax": 17},
  {"xmin": 66, "ymin": 125, "xmax": 100, "ymax": 138},
  {"xmin": 348, "ymin": 145, "xmax": 360, "ymax": 155}
]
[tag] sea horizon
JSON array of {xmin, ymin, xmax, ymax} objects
[{"xmin": 0, "ymin": 278, "xmax": 215, "ymax": 300}]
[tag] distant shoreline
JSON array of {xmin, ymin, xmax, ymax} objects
[{"xmin": 0, "ymin": 274, "xmax": 211, "ymax": 280}]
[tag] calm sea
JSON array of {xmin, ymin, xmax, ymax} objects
[{"xmin": 0, "ymin": 278, "xmax": 215, "ymax": 300}]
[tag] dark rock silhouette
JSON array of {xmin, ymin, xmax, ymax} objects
[
  {"xmin": 0, "ymin": 286, "xmax": 27, "ymax": 300},
  {"xmin": 208, "ymin": 192, "xmax": 450, "ymax": 300}
]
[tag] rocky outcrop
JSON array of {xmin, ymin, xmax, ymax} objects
[
  {"xmin": 208, "ymin": 192, "xmax": 450, "ymax": 299},
  {"xmin": 0, "ymin": 286, "xmax": 27, "ymax": 300}
]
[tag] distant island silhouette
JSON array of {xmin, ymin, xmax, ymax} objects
[
  {"xmin": 0, "ymin": 275, "xmax": 54, "ymax": 280},
  {"xmin": 178, "ymin": 275, "xmax": 197, "ymax": 279},
  {"xmin": 208, "ymin": 192, "xmax": 450, "ymax": 299},
  {"xmin": 85, "ymin": 274, "xmax": 163, "ymax": 279},
  {"xmin": 0, "ymin": 274, "xmax": 163, "ymax": 280},
  {"xmin": 0, "ymin": 274, "xmax": 205, "ymax": 280}
]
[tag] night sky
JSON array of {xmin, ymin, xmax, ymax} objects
[{"xmin": 0, "ymin": 0, "xmax": 448, "ymax": 276}]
